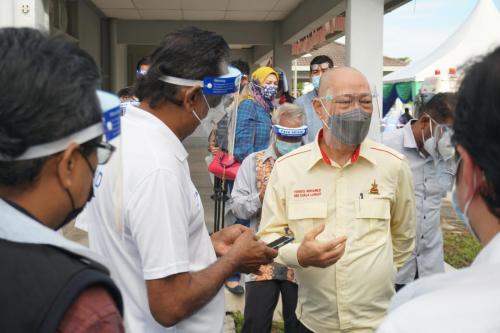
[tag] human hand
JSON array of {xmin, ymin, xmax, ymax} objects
[
  {"xmin": 297, "ymin": 224, "xmax": 347, "ymax": 268},
  {"xmin": 210, "ymin": 147, "xmax": 220, "ymax": 156},
  {"xmin": 211, "ymin": 224, "xmax": 248, "ymax": 257},
  {"xmin": 225, "ymin": 230, "xmax": 278, "ymax": 274}
]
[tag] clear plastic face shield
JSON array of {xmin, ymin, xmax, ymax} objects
[
  {"xmin": 433, "ymin": 124, "xmax": 459, "ymax": 192},
  {"xmin": 158, "ymin": 66, "xmax": 242, "ymax": 138},
  {"xmin": 0, "ymin": 90, "xmax": 120, "ymax": 164},
  {"xmin": 316, "ymin": 87, "xmax": 380, "ymax": 149},
  {"xmin": 0, "ymin": 91, "xmax": 122, "ymax": 229},
  {"xmin": 271, "ymin": 125, "xmax": 308, "ymax": 156}
]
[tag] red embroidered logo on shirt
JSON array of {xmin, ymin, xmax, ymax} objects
[{"xmin": 293, "ymin": 188, "xmax": 322, "ymax": 198}]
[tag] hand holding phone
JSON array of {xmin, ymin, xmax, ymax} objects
[{"xmin": 267, "ymin": 236, "xmax": 294, "ymax": 249}]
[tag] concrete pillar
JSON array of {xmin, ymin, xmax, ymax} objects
[
  {"xmin": 273, "ymin": 22, "xmax": 293, "ymax": 94},
  {"xmin": 110, "ymin": 19, "xmax": 127, "ymax": 93},
  {"xmin": 0, "ymin": 0, "xmax": 49, "ymax": 29},
  {"xmin": 346, "ymin": 0, "xmax": 383, "ymax": 142}
]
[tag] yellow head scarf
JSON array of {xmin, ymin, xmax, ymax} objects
[
  {"xmin": 240, "ymin": 66, "xmax": 279, "ymax": 103},
  {"xmin": 251, "ymin": 66, "xmax": 279, "ymax": 85}
]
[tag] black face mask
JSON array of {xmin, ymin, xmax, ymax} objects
[{"xmin": 58, "ymin": 153, "xmax": 95, "ymax": 230}]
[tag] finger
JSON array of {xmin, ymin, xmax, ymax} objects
[
  {"xmin": 240, "ymin": 229, "xmax": 257, "ymax": 241},
  {"xmin": 332, "ymin": 236, "xmax": 347, "ymax": 246},
  {"xmin": 263, "ymin": 246, "xmax": 279, "ymax": 259},
  {"xmin": 304, "ymin": 224, "xmax": 325, "ymax": 242},
  {"xmin": 322, "ymin": 243, "xmax": 346, "ymax": 261},
  {"xmin": 319, "ymin": 236, "xmax": 347, "ymax": 252},
  {"xmin": 231, "ymin": 224, "xmax": 249, "ymax": 233}
]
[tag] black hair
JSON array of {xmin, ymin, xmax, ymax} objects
[
  {"xmin": 135, "ymin": 26, "xmax": 230, "ymax": 108},
  {"xmin": 136, "ymin": 56, "xmax": 152, "ymax": 71},
  {"xmin": 420, "ymin": 92, "xmax": 457, "ymax": 123},
  {"xmin": 0, "ymin": 28, "xmax": 101, "ymax": 187},
  {"xmin": 310, "ymin": 55, "xmax": 334, "ymax": 71},
  {"xmin": 453, "ymin": 46, "xmax": 500, "ymax": 218},
  {"xmin": 230, "ymin": 59, "xmax": 250, "ymax": 76},
  {"xmin": 118, "ymin": 86, "xmax": 135, "ymax": 98}
]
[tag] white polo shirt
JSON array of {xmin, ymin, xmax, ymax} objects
[
  {"xmin": 377, "ymin": 232, "xmax": 500, "ymax": 333},
  {"xmin": 78, "ymin": 105, "xmax": 224, "ymax": 333}
]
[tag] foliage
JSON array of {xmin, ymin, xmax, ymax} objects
[{"xmin": 443, "ymin": 231, "xmax": 481, "ymax": 268}]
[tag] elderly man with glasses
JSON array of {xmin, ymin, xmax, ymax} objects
[{"xmin": 258, "ymin": 67, "xmax": 416, "ymax": 333}]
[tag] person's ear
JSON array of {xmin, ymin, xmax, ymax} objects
[
  {"xmin": 313, "ymin": 99, "xmax": 326, "ymax": 120},
  {"xmin": 457, "ymin": 145, "xmax": 481, "ymax": 199},
  {"xmin": 419, "ymin": 115, "xmax": 430, "ymax": 130},
  {"xmin": 56, "ymin": 143, "xmax": 80, "ymax": 190},
  {"xmin": 182, "ymin": 85, "xmax": 203, "ymax": 112}
]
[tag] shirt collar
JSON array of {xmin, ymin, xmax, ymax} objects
[
  {"xmin": 308, "ymin": 129, "xmax": 374, "ymax": 170},
  {"xmin": 403, "ymin": 120, "xmax": 418, "ymax": 149},
  {"xmin": 0, "ymin": 199, "xmax": 108, "ymax": 267},
  {"xmin": 127, "ymin": 105, "xmax": 189, "ymax": 162}
]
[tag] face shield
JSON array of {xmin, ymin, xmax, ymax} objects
[
  {"xmin": 0, "ymin": 90, "xmax": 122, "ymax": 229},
  {"xmin": 272, "ymin": 124, "xmax": 308, "ymax": 156},
  {"xmin": 158, "ymin": 67, "xmax": 242, "ymax": 137},
  {"xmin": 317, "ymin": 89, "xmax": 379, "ymax": 149},
  {"xmin": 0, "ymin": 90, "xmax": 120, "ymax": 163},
  {"xmin": 434, "ymin": 124, "xmax": 459, "ymax": 192}
]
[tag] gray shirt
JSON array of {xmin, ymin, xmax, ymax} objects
[
  {"xmin": 294, "ymin": 90, "xmax": 323, "ymax": 143},
  {"xmin": 230, "ymin": 145, "xmax": 277, "ymax": 232},
  {"xmin": 383, "ymin": 121, "xmax": 446, "ymax": 284}
]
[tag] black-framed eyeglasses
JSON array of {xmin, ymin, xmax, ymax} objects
[{"xmin": 84, "ymin": 141, "xmax": 116, "ymax": 165}]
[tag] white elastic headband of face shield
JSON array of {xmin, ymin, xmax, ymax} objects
[
  {"xmin": 158, "ymin": 66, "xmax": 241, "ymax": 93},
  {"xmin": 0, "ymin": 90, "xmax": 120, "ymax": 162}
]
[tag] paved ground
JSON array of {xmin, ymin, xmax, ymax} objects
[{"xmin": 63, "ymin": 137, "xmax": 463, "ymax": 332}]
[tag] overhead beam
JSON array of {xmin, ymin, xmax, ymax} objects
[
  {"xmin": 280, "ymin": 0, "xmax": 410, "ymax": 46},
  {"xmin": 252, "ymin": 45, "xmax": 273, "ymax": 66},
  {"xmin": 116, "ymin": 20, "xmax": 274, "ymax": 46},
  {"xmin": 280, "ymin": 0, "xmax": 345, "ymax": 45}
]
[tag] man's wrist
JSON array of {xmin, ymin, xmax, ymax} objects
[{"xmin": 218, "ymin": 252, "xmax": 239, "ymax": 276}]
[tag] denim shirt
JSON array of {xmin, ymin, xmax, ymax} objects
[{"xmin": 234, "ymin": 99, "xmax": 272, "ymax": 162}]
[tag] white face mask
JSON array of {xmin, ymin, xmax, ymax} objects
[
  {"xmin": 421, "ymin": 114, "xmax": 439, "ymax": 159},
  {"xmin": 437, "ymin": 130, "xmax": 454, "ymax": 160},
  {"xmin": 192, "ymin": 94, "xmax": 229, "ymax": 136}
]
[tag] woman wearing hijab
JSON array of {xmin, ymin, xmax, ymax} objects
[{"xmin": 234, "ymin": 66, "xmax": 279, "ymax": 163}]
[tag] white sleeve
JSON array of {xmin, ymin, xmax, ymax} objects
[
  {"xmin": 230, "ymin": 155, "xmax": 261, "ymax": 220},
  {"xmin": 126, "ymin": 169, "xmax": 191, "ymax": 280}
]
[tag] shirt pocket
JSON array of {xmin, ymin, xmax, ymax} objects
[
  {"xmin": 355, "ymin": 198, "xmax": 390, "ymax": 245},
  {"xmin": 287, "ymin": 201, "xmax": 327, "ymax": 241}
]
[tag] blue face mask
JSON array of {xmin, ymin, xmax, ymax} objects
[
  {"xmin": 262, "ymin": 84, "xmax": 278, "ymax": 101},
  {"xmin": 451, "ymin": 182, "xmax": 479, "ymax": 240},
  {"xmin": 275, "ymin": 139, "xmax": 301, "ymax": 156},
  {"xmin": 311, "ymin": 75, "xmax": 321, "ymax": 91}
]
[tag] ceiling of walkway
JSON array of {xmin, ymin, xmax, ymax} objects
[{"xmin": 91, "ymin": 0, "xmax": 304, "ymax": 20}]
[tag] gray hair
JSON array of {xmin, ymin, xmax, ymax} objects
[{"xmin": 272, "ymin": 103, "xmax": 307, "ymax": 126}]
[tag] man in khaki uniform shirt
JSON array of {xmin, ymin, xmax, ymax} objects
[{"xmin": 258, "ymin": 67, "xmax": 416, "ymax": 333}]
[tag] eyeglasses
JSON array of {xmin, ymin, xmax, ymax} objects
[
  {"xmin": 319, "ymin": 93, "xmax": 374, "ymax": 111},
  {"xmin": 84, "ymin": 141, "xmax": 116, "ymax": 165}
]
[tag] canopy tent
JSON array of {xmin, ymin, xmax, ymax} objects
[{"xmin": 382, "ymin": 0, "xmax": 500, "ymax": 115}]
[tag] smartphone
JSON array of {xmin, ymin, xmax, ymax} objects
[{"xmin": 267, "ymin": 236, "xmax": 294, "ymax": 249}]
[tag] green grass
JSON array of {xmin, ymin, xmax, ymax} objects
[
  {"xmin": 229, "ymin": 311, "xmax": 285, "ymax": 333},
  {"xmin": 443, "ymin": 230, "xmax": 481, "ymax": 268}
]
